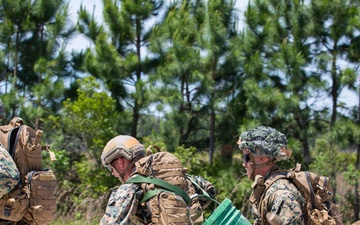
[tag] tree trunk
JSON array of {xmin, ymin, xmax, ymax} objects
[
  {"xmin": 131, "ymin": 14, "xmax": 142, "ymax": 138},
  {"xmin": 295, "ymin": 111, "xmax": 311, "ymax": 164},
  {"xmin": 209, "ymin": 109, "xmax": 215, "ymax": 165},
  {"xmin": 355, "ymin": 83, "xmax": 360, "ymax": 221},
  {"xmin": 330, "ymin": 52, "xmax": 338, "ymax": 127}
]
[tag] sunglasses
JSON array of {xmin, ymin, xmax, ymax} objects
[
  {"xmin": 242, "ymin": 154, "xmax": 251, "ymax": 163},
  {"xmin": 105, "ymin": 158, "xmax": 120, "ymax": 172}
]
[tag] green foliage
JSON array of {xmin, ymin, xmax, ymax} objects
[
  {"xmin": 46, "ymin": 77, "xmax": 122, "ymax": 217},
  {"xmin": 0, "ymin": 0, "xmax": 359, "ymax": 223},
  {"xmin": 174, "ymin": 145, "xmax": 206, "ymax": 176},
  {"xmin": 51, "ymin": 219, "xmax": 99, "ymax": 225},
  {"xmin": 344, "ymin": 164, "xmax": 360, "ymax": 186}
]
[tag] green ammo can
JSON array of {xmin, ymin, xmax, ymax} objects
[{"xmin": 203, "ymin": 198, "xmax": 252, "ymax": 225}]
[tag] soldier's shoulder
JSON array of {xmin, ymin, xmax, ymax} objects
[
  {"xmin": 270, "ymin": 177, "xmax": 297, "ymax": 189},
  {"xmin": 110, "ymin": 183, "xmax": 141, "ymax": 200},
  {"xmin": 0, "ymin": 145, "xmax": 18, "ymax": 170}
]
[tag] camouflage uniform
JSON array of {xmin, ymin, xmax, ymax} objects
[
  {"xmin": 238, "ymin": 126, "xmax": 304, "ymax": 225},
  {"xmin": 250, "ymin": 166, "xmax": 305, "ymax": 225},
  {"xmin": 101, "ymin": 182, "xmax": 142, "ymax": 225},
  {"xmin": 0, "ymin": 144, "xmax": 20, "ymax": 199},
  {"xmin": 101, "ymin": 175, "xmax": 215, "ymax": 225}
]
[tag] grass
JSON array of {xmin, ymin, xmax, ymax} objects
[{"xmin": 51, "ymin": 218, "xmax": 100, "ymax": 225}]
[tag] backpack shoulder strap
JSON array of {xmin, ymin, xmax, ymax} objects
[
  {"xmin": 263, "ymin": 170, "xmax": 289, "ymax": 189},
  {"xmin": 126, "ymin": 175, "xmax": 191, "ymax": 205},
  {"xmin": 264, "ymin": 163, "xmax": 317, "ymax": 209},
  {"xmin": 263, "ymin": 163, "xmax": 302, "ymax": 189}
]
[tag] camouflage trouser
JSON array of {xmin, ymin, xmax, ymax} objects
[{"xmin": 0, "ymin": 220, "xmax": 30, "ymax": 225}]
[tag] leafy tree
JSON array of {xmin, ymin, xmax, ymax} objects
[
  {"xmin": 148, "ymin": 0, "xmax": 238, "ymax": 164},
  {"xmin": 307, "ymin": 0, "xmax": 360, "ymax": 215},
  {"xmin": 48, "ymin": 77, "xmax": 120, "ymax": 218},
  {"xmin": 77, "ymin": 0, "xmax": 164, "ymax": 138},
  {"xmin": 238, "ymin": 0, "xmax": 316, "ymax": 164},
  {"xmin": 237, "ymin": 0, "xmax": 358, "ymax": 164},
  {"xmin": 0, "ymin": 0, "xmax": 74, "ymax": 121},
  {"xmin": 199, "ymin": 0, "xmax": 238, "ymax": 164},
  {"xmin": 148, "ymin": 0, "xmax": 208, "ymax": 150}
]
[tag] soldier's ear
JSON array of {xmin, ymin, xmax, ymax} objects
[{"xmin": 259, "ymin": 156, "xmax": 270, "ymax": 163}]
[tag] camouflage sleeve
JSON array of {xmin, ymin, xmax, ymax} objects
[
  {"xmin": 264, "ymin": 179, "xmax": 305, "ymax": 225},
  {"xmin": 100, "ymin": 183, "xmax": 142, "ymax": 225},
  {"xmin": 187, "ymin": 174, "xmax": 216, "ymax": 208},
  {"xmin": 0, "ymin": 145, "xmax": 20, "ymax": 198}
]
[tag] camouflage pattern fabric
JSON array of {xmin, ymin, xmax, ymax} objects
[
  {"xmin": 0, "ymin": 99, "xmax": 5, "ymax": 119},
  {"xmin": 187, "ymin": 175, "xmax": 216, "ymax": 208},
  {"xmin": 101, "ymin": 182, "xmax": 142, "ymax": 225},
  {"xmin": 0, "ymin": 144, "xmax": 20, "ymax": 199},
  {"xmin": 101, "ymin": 174, "xmax": 215, "ymax": 225},
  {"xmin": 238, "ymin": 126, "xmax": 290, "ymax": 161},
  {"xmin": 253, "ymin": 179, "xmax": 305, "ymax": 225}
]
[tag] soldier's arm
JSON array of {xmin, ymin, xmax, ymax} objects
[
  {"xmin": 186, "ymin": 174, "xmax": 216, "ymax": 209},
  {"xmin": 187, "ymin": 175, "xmax": 216, "ymax": 198},
  {"xmin": 265, "ymin": 180, "xmax": 305, "ymax": 225},
  {"xmin": 100, "ymin": 183, "xmax": 141, "ymax": 225},
  {"xmin": 0, "ymin": 145, "xmax": 20, "ymax": 198}
]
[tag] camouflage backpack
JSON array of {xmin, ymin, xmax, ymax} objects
[
  {"xmin": 252, "ymin": 163, "xmax": 343, "ymax": 225},
  {"xmin": 0, "ymin": 117, "xmax": 57, "ymax": 225},
  {"xmin": 126, "ymin": 146, "xmax": 212, "ymax": 225}
]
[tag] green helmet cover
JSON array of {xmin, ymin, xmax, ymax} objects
[{"xmin": 238, "ymin": 126, "xmax": 290, "ymax": 161}]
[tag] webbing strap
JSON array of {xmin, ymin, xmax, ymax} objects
[
  {"xmin": 141, "ymin": 188, "xmax": 179, "ymax": 204},
  {"xmin": 305, "ymin": 171, "xmax": 316, "ymax": 208},
  {"xmin": 126, "ymin": 175, "xmax": 191, "ymax": 205}
]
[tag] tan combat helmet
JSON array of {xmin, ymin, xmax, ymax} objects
[{"xmin": 101, "ymin": 135, "xmax": 145, "ymax": 173}]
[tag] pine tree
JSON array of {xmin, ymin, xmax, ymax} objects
[
  {"xmin": 199, "ymin": 0, "xmax": 238, "ymax": 164},
  {"xmin": 78, "ymin": 0, "xmax": 164, "ymax": 138},
  {"xmin": 148, "ymin": 0, "xmax": 207, "ymax": 150},
  {"xmin": 0, "ymin": 0, "xmax": 73, "ymax": 122}
]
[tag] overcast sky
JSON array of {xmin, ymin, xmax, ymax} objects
[{"xmin": 66, "ymin": 0, "xmax": 358, "ymax": 108}]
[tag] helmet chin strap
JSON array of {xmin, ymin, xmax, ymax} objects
[
  {"xmin": 113, "ymin": 160, "xmax": 136, "ymax": 183},
  {"xmin": 249, "ymin": 154, "xmax": 277, "ymax": 181}
]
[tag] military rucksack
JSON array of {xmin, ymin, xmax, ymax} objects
[
  {"xmin": 126, "ymin": 146, "xmax": 211, "ymax": 225},
  {"xmin": 0, "ymin": 117, "xmax": 57, "ymax": 225},
  {"xmin": 253, "ymin": 163, "xmax": 343, "ymax": 225}
]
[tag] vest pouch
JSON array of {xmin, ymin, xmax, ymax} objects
[
  {"xmin": 149, "ymin": 191, "xmax": 191, "ymax": 225},
  {"xmin": 309, "ymin": 208, "xmax": 337, "ymax": 225},
  {"xmin": 23, "ymin": 170, "xmax": 57, "ymax": 225},
  {"xmin": 0, "ymin": 188, "xmax": 29, "ymax": 221}
]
